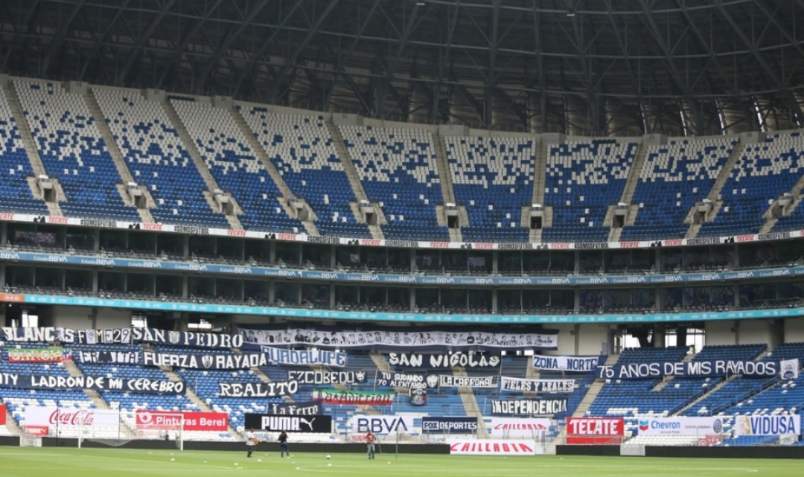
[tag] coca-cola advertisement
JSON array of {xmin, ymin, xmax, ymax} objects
[
  {"xmin": 24, "ymin": 407, "xmax": 120, "ymax": 432},
  {"xmin": 136, "ymin": 411, "xmax": 228, "ymax": 432}
]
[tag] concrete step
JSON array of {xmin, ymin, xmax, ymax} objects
[
  {"xmin": 162, "ymin": 100, "xmax": 243, "ymax": 229},
  {"xmin": 685, "ymin": 139, "xmax": 745, "ymax": 238},
  {"xmin": 451, "ymin": 367, "xmax": 490, "ymax": 438},
  {"xmin": 432, "ymin": 133, "xmax": 456, "ymax": 205},
  {"xmin": 4, "ymin": 82, "xmax": 64, "ymax": 216},
  {"xmin": 531, "ymin": 138, "xmax": 547, "ymax": 206}
]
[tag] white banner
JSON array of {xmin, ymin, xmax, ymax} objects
[
  {"xmin": 491, "ymin": 399, "xmax": 567, "ymax": 416},
  {"xmin": 242, "ymin": 328, "xmax": 557, "ymax": 350},
  {"xmin": 734, "ymin": 415, "xmax": 801, "ymax": 436},
  {"xmin": 532, "ymin": 355, "xmax": 599, "ymax": 372},
  {"xmin": 500, "ymin": 377, "xmax": 576, "ymax": 393},
  {"xmin": 487, "ymin": 418, "xmax": 551, "ymax": 437},
  {"xmin": 24, "ymin": 407, "xmax": 120, "ymax": 432},
  {"xmin": 780, "ymin": 358, "xmax": 800, "ymax": 379},
  {"xmin": 449, "ymin": 439, "xmax": 537, "ymax": 456},
  {"xmin": 439, "ymin": 375, "xmax": 496, "ymax": 388},
  {"xmin": 351, "ymin": 415, "xmax": 416, "ymax": 435},
  {"xmin": 637, "ymin": 417, "xmax": 724, "ymax": 436},
  {"xmin": 388, "ymin": 352, "xmax": 499, "ymax": 368}
]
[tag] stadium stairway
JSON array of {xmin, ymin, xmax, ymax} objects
[
  {"xmin": 161, "ymin": 99, "xmax": 244, "ymax": 230},
  {"xmin": 2, "ymin": 81, "xmax": 64, "ymax": 216},
  {"xmin": 432, "ymin": 132, "xmax": 461, "ymax": 242},
  {"xmin": 760, "ymin": 171, "xmax": 804, "ymax": 233},
  {"xmin": 607, "ymin": 140, "xmax": 647, "ymax": 242},
  {"xmin": 451, "ymin": 366, "xmax": 490, "ymax": 438},
  {"xmin": 685, "ymin": 137, "xmax": 746, "ymax": 239},
  {"xmin": 573, "ymin": 354, "xmax": 619, "ymax": 417},
  {"xmin": 161, "ymin": 367, "xmax": 243, "ymax": 438},
  {"xmin": 231, "ymin": 106, "xmax": 319, "ymax": 236},
  {"xmin": 369, "ymin": 352, "xmax": 393, "ymax": 373},
  {"xmin": 84, "ymin": 88, "xmax": 155, "ymax": 224},
  {"xmin": 529, "ymin": 138, "xmax": 549, "ymax": 243},
  {"xmin": 325, "ymin": 120, "xmax": 385, "ymax": 240},
  {"xmin": 652, "ymin": 351, "xmax": 696, "ymax": 392},
  {"xmin": 3, "ymin": 405, "xmax": 22, "ymax": 435}
]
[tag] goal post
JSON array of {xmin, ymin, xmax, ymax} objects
[{"xmin": 77, "ymin": 409, "xmax": 128, "ymax": 449}]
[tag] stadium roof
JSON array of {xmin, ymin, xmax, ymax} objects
[{"xmin": 2, "ymin": 0, "xmax": 804, "ymax": 136}]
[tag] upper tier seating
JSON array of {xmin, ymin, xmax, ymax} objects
[
  {"xmin": 0, "ymin": 88, "xmax": 48, "ymax": 214},
  {"xmin": 446, "ymin": 136, "xmax": 533, "ymax": 241},
  {"xmin": 622, "ymin": 137, "xmax": 738, "ymax": 240},
  {"xmin": 699, "ymin": 132, "xmax": 804, "ymax": 237},
  {"xmin": 543, "ymin": 140, "xmax": 637, "ymax": 242},
  {"xmin": 239, "ymin": 107, "xmax": 369, "ymax": 238},
  {"xmin": 14, "ymin": 80, "xmax": 138, "ymax": 220},
  {"xmin": 93, "ymin": 87, "xmax": 229, "ymax": 227},
  {"xmin": 340, "ymin": 125, "xmax": 448, "ymax": 240},
  {"xmin": 169, "ymin": 97, "xmax": 302, "ymax": 233}
]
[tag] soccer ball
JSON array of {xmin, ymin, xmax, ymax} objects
[{"xmin": 326, "ymin": 455, "xmax": 331, "ymax": 460}]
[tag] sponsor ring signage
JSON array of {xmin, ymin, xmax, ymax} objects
[
  {"xmin": 448, "ymin": 439, "xmax": 537, "ymax": 456},
  {"xmin": 136, "ymin": 411, "xmax": 229, "ymax": 431},
  {"xmin": 637, "ymin": 417, "xmax": 723, "ymax": 436},
  {"xmin": 734, "ymin": 415, "xmax": 801, "ymax": 436},
  {"xmin": 351, "ymin": 415, "xmax": 416, "ymax": 435},
  {"xmin": 244, "ymin": 413, "xmax": 333, "ymax": 433},
  {"xmin": 488, "ymin": 417, "xmax": 551, "ymax": 437},
  {"xmin": 422, "ymin": 417, "xmax": 478, "ymax": 434}
]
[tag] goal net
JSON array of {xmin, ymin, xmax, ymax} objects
[
  {"xmin": 20, "ymin": 426, "xmax": 47, "ymax": 448},
  {"xmin": 133, "ymin": 412, "xmax": 184, "ymax": 451},
  {"xmin": 77, "ymin": 410, "xmax": 130, "ymax": 449}
]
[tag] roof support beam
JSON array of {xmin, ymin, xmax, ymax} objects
[
  {"xmin": 714, "ymin": 0, "xmax": 804, "ymax": 123},
  {"xmin": 117, "ymin": 0, "xmax": 177, "ymax": 84},
  {"xmin": 196, "ymin": 0, "xmax": 271, "ymax": 93},
  {"xmin": 41, "ymin": 0, "xmax": 86, "ymax": 75}
]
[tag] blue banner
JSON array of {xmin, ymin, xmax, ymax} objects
[
  {"xmin": 422, "ymin": 417, "xmax": 479, "ymax": 434},
  {"xmin": 14, "ymin": 293, "xmax": 804, "ymax": 325},
  {"xmin": 0, "ymin": 250, "xmax": 798, "ymax": 287},
  {"xmin": 597, "ymin": 360, "xmax": 780, "ymax": 380}
]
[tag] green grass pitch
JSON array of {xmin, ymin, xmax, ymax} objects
[{"xmin": 0, "ymin": 447, "xmax": 801, "ymax": 477}]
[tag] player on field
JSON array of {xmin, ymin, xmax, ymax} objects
[
  {"xmin": 365, "ymin": 430, "xmax": 376, "ymax": 459},
  {"xmin": 246, "ymin": 428, "xmax": 257, "ymax": 458},
  {"xmin": 279, "ymin": 431, "xmax": 289, "ymax": 458}
]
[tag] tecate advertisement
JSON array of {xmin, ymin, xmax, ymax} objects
[
  {"xmin": 487, "ymin": 418, "xmax": 551, "ymax": 437},
  {"xmin": 637, "ymin": 417, "xmax": 724, "ymax": 436},
  {"xmin": 449, "ymin": 439, "xmax": 537, "ymax": 456},
  {"xmin": 24, "ymin": 407, "xmax": 120, "ymax": 432},
  {"xmin": 734, "ymin": 415, "xmax": 801, "ymax": 436}
]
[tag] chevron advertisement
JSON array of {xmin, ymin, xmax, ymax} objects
[
  {"xmin": 734, "ymin": 415, "xmax": 801, "ymax": 436},
  {"xmin": 7, "ymin": 348, "xmax": 72, "ymax": 363},
  {"xmin": 597, "ymin": 360, "xmax": 780, "ymax": 379},
  {"xmin": 636, "ymin": 417, "xmax": 723, "ymax": 436},
  {"xmin": 487, "ymin": 418, "xmax": 551, "ymax": 437},
  {"xmin": 351, "ymin": 415, "xmax": 416, "ymax": 435},
  {"xmin": 448, "ymin": 439, "xmax": 537, "ymax": 456}
]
